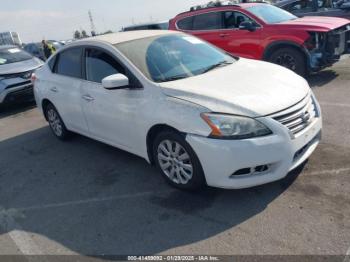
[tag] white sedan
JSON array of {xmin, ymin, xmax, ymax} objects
[{"xmin": 33, "ymin": 30, "xmax": 322, "ymax": 190}]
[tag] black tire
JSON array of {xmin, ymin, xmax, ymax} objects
[
  {"xmin": 45, "ymin": 103, "xmax": 70, "ymax": 140},
  {"xmin": 153, "ymin": 131, "xmax": 206, "ymax": 190},
  {"xmin": 268, "ymin": 47, "xmax": 307, "ymax": 77}
]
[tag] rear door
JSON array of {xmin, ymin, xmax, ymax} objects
[
  {"xmin": 189, "ymin": 11, "xmax": 225, "ymax": 49},
  {"xmin": 46, "ymin": 47, "xmax": 88, "ymax": 134}
]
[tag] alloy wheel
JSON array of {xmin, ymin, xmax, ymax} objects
[
  {"xmin": 275, "ymin": 54, "xmax": 296, "ymax": 71},
  {"xmin": 157, "ymin": 140, "xmax": 193, "ymax": 185},
  {"xmin": 47, "ymin": 108, "xmax": 63, "ymax": 137}
]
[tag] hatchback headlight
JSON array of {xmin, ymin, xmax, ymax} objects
[{"xmin": 201, "ymin": 113, "xmax": 272, "ymax": 139}]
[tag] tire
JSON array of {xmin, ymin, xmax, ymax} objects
[
  {"xmin": 45, "ymin": 103, "xmax": 70, "ymax": 140},
  {"xmin": 268, "ymin": 47, "xmax": 306, "ymax": 77},
  {"xmin": 153, "ymin": 131, "xmax": 206, "ymax": 190}
]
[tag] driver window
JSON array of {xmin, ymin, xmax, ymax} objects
[
  {"xmin": 223, "ymin": 11, "xmax": 256, "ymax": 29},
  {"xmin": 85, "ymin": 48, "xmax": 125, "ymax": 83}
]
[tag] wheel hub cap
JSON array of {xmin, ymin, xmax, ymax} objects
[
  {"xmin": 276, "ymin": 54, "xmax": 296, "ymax": 71},
  {"xmin": 157, "ymin": 140, "xmax": 193, "ymax": 185},
  {"xmin": 47, "ymin": 109, "xmax": 63, "ymax": 137}
]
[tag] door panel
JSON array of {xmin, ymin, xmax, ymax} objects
[
  {"xmin": 80, "ymin": 48, "xmax": 146, "ymax": 149},
  {"xmin": 47, "ymin": 47, "xmax": 88, "ymax": 133},
  {"xmin": 80, "ymin": 83, "xmax": 145, "ymax": 149},
  {"xmin": 220, "ymin": 11, "xmax": 262, "ymax": 59},
  {"xmin": 190, "ymin": 11, "xmax": 263, "ymax": 59}
]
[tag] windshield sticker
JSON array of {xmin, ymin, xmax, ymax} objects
[
  {"xmin": 0, "ymin": 58, "xmax": 7, "ymax": 64},
  {"xmin": 182, "ymin": 36, "xmax": 203, "ymax": 44},
  {"xmin": 8, "ymin": 48, "xmax": 21, "ymax": 54}
]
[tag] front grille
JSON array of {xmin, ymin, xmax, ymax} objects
[
  {"xmin": 5, "ymin": 80, "xmax": 31, "ymax": 90},
  {"xmin": 4, "ymin": 85, "xmax": 34, "ymax": 103},
  {"xmin": 272, "ymin": 96, "xmax": 317, "ymax": 136}
]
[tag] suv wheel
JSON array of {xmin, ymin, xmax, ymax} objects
[
  {"xmin": 153, "ymin": 131, "xmax": 206, "ymax": 190},
  {"xmin": 45, "ymin": 103, "xmax": 70, "ymax": 140},
  {"xmin": 269, "ymin": 47, "xmax": 306, "ymax": 76}
]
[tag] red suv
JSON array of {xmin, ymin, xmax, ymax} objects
[{"xmin": 169, "ymin": 3, "xmax": 350, "ymax": 75}]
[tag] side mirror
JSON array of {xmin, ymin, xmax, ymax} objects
[
  {"xmin": 239, "ymin": 21, "xmax": 256, "ymax": 32},
  {"xmin": 102, "ymin": 74, "xmax": 129, "ymax": 90}
]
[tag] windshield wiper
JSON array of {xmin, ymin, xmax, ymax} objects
[
  {"xmin": 161, "ymin": 75, "xmax": 189, "ymax": 82},
  {"xmin": 202, "ymin": 61, "xmax": 233, "ymax": 73}
]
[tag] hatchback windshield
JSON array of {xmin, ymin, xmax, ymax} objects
[
  {"xmin": 115, "ymin": 34, "xmax": 235, "ymax": 82},
  {"xmin": 247, "ymin": 5, "xmax": 297, "ymax": 24},
  {"xmin": 0, "ymin": 47, "xmax": 33, "ymax": 65}
]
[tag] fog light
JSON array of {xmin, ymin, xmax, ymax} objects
[{"xmin": 231, "ymin": 164, "xmax": 271, "ymax": 178}]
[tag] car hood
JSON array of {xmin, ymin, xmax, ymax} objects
[
  {"xmin": 158, "ymin": 58, "xmax": 310, "ymax": 117},
  {"xmin": 0, "ymin": 58, "xmax": 44, "ymax": 75},
  {"xmin": 278, "ymin": 16, "xmax": 350, "ymax": 31}
]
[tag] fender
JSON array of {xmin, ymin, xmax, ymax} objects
[{"xmin": 262, "ymin": 40, "xmax": 312, "ymax": 70}]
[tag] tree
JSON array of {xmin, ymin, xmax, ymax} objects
[
  {"xmin": 74, "ymin": 30, "xmax": 81, "ymax": 39},
  {"xmin": 81, "ymin": 30, "xmax": 88, "ymax": 38}
]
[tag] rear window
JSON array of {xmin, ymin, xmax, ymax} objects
[
  {"xmin": 54, "ymin": 47, "xmax": 83, "ymax": 78},
  {"xmin": 193, "ymin": 12, "xmax": 223, "ymax": 30},
  {"xmin": 0, "ymin": 48, "xmax": 32, "ymax": 65}
]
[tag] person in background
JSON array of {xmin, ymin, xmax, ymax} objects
[{"xmin": 42, "ymin": 40, "xmax": 56, "ymax": 60}]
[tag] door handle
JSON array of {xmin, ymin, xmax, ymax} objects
[
  {"xmin": 82, "ymin": 94, "xmax": 94, "ymax": 102},
  {"xmin": 50, "ymin": 87, "xmax": 58, "ymax": 93}
]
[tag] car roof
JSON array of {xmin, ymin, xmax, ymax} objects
[
  {"xmin": 176, "ymin": 3, "xmax": 266, "ymax": 17},
  {"xmin": 81, "ymin": 30, "xmax": 180, "ymax": 45}
]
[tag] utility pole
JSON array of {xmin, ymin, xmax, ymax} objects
[{"xmin": 88, "ymin": 10, "xmax": 97, "ymax": 36}]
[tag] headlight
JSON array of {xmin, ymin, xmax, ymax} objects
[{"xmin": 201, "ymin": 113, "xmax": 272, "ymax": 139}]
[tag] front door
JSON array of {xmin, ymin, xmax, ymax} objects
[
  {"xmin": 219, "ymin": 11, "xmax": 263, "ymax": 59},
  {"xmin": 190, "ymin": 10, "xmax": 262, "ymax": 59},
  {"xmin": 80, "ymin": 47, "xmax": 145, "ymax": 150}
]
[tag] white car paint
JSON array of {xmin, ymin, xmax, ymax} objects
[{"xmin": 34, "ymin": 31, "xmax": 322, "ymax": 189}]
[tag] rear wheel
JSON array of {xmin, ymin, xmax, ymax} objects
[
  {"xmin": 268, "ymin": 47, "xmax": 306, "ymax": 77},
  {"xmin": 45, "ymin": 103, "xmax": 70, "ymax": 140},
  {"xmin": 153, "ymin": 131, "xmax": 206, "ymax": 190}
]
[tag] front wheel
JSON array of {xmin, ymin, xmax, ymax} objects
[
  {"xmin": 268, "ymin": 47, "xmax": 307, "ymax": 77},
  {"xmin": 45, "ymin": 103, "xmax": 70, "ymax": 140},
  {"xmin": 153, "ymin": 131, "xmax": 206, "ymax": 190}
]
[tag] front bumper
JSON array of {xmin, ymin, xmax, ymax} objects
[
  {"xmin": 186, "ymin": 115, "xmax": 322, "ymax": 189},
  {"xmin": 0, "ymin": 80, "xmax": 34, "ymax": 104},
  {"xmin": 308, "ymin": 24, "xmax": 350, "ymax": 71}
]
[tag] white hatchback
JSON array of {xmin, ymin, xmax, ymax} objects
[{"xmin": 34, "ymin": 30, "xmax": 322, "ymax": 190}]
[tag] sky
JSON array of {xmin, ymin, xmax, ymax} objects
[{"xmin": 0, "ymin": 0, "xmax": 207, "ymax": 43}]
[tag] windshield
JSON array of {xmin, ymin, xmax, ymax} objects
[
  {"xmin": 247, "ymin": 5, "xmax": 297, "ymax": 24},
  {"xmin": 0, "ymin": 47, "xmax": 33, "ymax": 65},
  {"xmin": 115, "ymin": 34, "xmax": 235, "ymax": 82}
]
